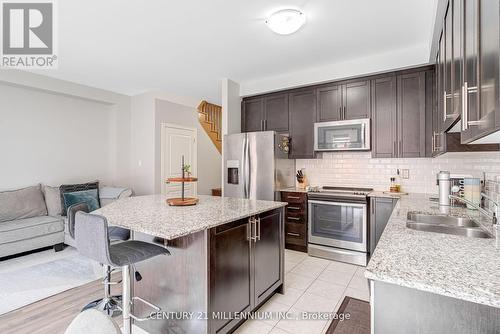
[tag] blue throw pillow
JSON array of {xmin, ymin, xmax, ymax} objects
[{"xmin": 63, "ymin": 189, "xmax": 100, "ymax": 214}]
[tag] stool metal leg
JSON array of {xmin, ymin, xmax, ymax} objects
[
  {"xmin": 81, "ymin": 265, "xmax": 122, "ymax": 317},
  {"xmin": 122, "ymin": 264, "xmax": 132, "ymax": 334}
]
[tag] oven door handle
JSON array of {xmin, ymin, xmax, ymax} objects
[{"xmin": 308, "ymin": 200, "xmax": 367, "ymax": 208}]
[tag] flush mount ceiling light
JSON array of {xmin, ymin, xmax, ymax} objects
[{"xmin": 266, "ymin": 9, "xmax": 306, "ymax": 35}]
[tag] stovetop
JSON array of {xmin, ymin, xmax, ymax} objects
[{"xmin": 307, "ymin": 186, "xmax": 373, "ymax": 200}]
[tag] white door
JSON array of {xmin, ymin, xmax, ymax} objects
[{"xmin": 161, "ymin": 124, "xmax": 197, "ymax": 197}]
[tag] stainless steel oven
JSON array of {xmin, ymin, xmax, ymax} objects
[
  {"xmin": 314, "ymin": 118, "xmax": 370, "ymax": 151},
  {"xmin": 307, "ymin": 187, "xmax": 371, "ymax": 266}
]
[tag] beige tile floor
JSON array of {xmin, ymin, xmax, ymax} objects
[{"xmin": 234, "ymin": 249, "xmax": 370, "ymax": 334}]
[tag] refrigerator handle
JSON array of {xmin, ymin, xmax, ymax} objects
[
  {"xmin": 246, "ymin": 134, "xmax": 251, "ymax": 198},
  {"xmin": 243, "ymin": 134, "xmax": 250, "ymax": 199}
]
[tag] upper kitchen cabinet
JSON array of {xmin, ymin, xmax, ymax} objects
[
  {"xmin": 462, "ymin": 0, "xmax": 500, "ymax": 143},
  {"xmin": 432, "ymin": 33, "xmax": 446, "ymax": 156},
  {"xmin": 371, "ymin": 69, "xmax": 428, "ymax": 158},
  {"xmin": 398, "ymin": 72, "xmax": 426, "ymax": 157},
  {"xmin": 241, "ymin": 93, "xmax": 289, "ymax": 133},
  {"xmin": 242, "ymin": 97, "xmax": 264, "ymax": 132},
  {"xmin": 344, "ymin": 80, "xmax": 371, "ymax": 120},
  {"xmin": 289, "ymin": 89, "xmax": 316, "ymax": 159},
  {"xmin": 316, "ymin": 84, "xmax": 342, "ymax": 122},
  {"xmin": 264, "ymin": 93, "xmax": 289, "ymax": 132},
  {"xmin": 316, "ymin": 80, "xmax": 371, "ymax": 122},
  {"xmin": 371, "ymin": 76, "xmax": 397, "ymax": 158},
  {"xmin": 443, "ymin": 2, "xmax": 456, "ymax": 130}
]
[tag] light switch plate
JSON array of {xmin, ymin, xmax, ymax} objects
[{"xmin": 402, "ymin": 169, "xmax": 410, "ymax": 179}]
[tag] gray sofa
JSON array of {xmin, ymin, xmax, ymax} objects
[{"xmin": 0, "ymin": 184, "xmax": 132, "ymax": 258}]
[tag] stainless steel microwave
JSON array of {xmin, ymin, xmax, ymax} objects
[{"xmin": 314, "ymin": 118, "xmax": 371, "ymax": 151}]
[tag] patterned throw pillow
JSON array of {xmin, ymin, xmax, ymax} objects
[
  {"xmin": 62, "ymin": 189, "xmax": 100, "ymax": 214},
  {"xmin": 60, "ymin": 181, "xmax": 100, "ymax": 216}
]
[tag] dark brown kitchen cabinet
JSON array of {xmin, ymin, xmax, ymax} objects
[
  {"xmin": 253, "ymin": 210, "xmax": 282, "ymax": 305},
  {"xmin": 371, "ymin": 70, "xmax": 427, "ymax": 158},
  {"xmin": 461, "ymin": 0, "xmax": 500, "ymax": 143},
  {"xmin": 209, "ymin": 219, "xmax": 252, "ymax": 334},
  {"xmin": 281, "ymin": 191, "xmax": 307, "ymax": 252},
  {"xmin": 317, "ymin": 84, "xmax": 342, "ymax": 122},
  {"xmin": 316, "ymin": 80, "xmax": 370, "ymax": 122},
  {"xmin": 289, "ymin": 89, "xmax": 316, "ymax": 159},
  {"xmin": 344, "ymin": 80, "xmax": 371, "ymax": 120},
  {"xmin": 443, "ymin": 3, "xmax": 454, "ymax": 129},
  {"xmin": 369, "ymin": 197, "xmax": 397, "ymax": 254},
  {"xmin": 371, "ymin": 76, "xmax": 397, "ymax": 158},
  {"xmin": 209, "ymin": 209, "xmax": 284, "ymax": 334},
  {"xmin": 451, "ymin": 0, "xmax": 463, "ymax": 128},
  {"xmin": 398, "ymin": 72, "xmax": 426, "ymax": 157},
  {"xmin": 241, "ymin": 93, "xmax": 289, "ymax": 132},
  {"xmin": 433, "ymin": 33, "xmax": 447, "ymax": 156},
  {"xmin": 264, "ymin": 93, "xmax": 289, "ymax": 132},
  {"xmin": 242, "ymin": 97, "xmax": 264, "ymax": 132}
]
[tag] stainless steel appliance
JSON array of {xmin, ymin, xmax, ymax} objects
[
  {"xmin": 437, "ymin": 171, "xmax": 451, "ymax": 206},
  {"xmin": 308, "ymin": 186, "xmax": 372, "ymax": 266},
  {"xmin": 223, "ymin": 131, "xmax": 295, "ymax": 201},
  {"xmin": 314, "ymin": 118, "xmax": 370, "ymax": 151}
]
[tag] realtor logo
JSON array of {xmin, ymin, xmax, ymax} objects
[{"xmin": 1, "ymin": 0, "xmax": 57, "ymax": 68}]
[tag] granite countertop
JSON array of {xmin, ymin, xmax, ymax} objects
[
  {"xmin": 94, "ymin": 195, "xmax": 286, "ymax": 240},
  {"xmin": 365, "ymin": 193, "xmax": 500, "ymax": 308}
]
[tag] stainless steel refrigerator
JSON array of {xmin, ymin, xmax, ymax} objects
[{"xmin": 223, "ymin": 131, "xmax": 295, "ymax": 201}]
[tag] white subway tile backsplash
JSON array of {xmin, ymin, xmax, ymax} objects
[{"xmin": 296, "ymin": 152, "xmax": 500, "ymax": 194}]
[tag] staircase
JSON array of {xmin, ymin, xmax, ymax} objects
[{"xmin": 197, "ymin": 100, "xmax": 222, "ymax": 154}]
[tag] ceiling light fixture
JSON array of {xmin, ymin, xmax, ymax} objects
[{"xmin": 266, "ymin": 9, "xmax": 306, "ymax": 35}]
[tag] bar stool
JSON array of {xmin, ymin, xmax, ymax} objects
[
  {"xmin": 68, "ymin": 203, "xmax": 130, "ymax": 316},
  {"xmin": 75, "ymin": 212, "xmax": 170, "ymax": 334}
]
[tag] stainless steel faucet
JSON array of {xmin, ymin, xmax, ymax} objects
[{"xmin": 449, "ymin": 194, "xmax": 499, "ymax": 225}]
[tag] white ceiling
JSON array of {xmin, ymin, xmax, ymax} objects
[{"xmin": 35, "ymin": 0, "xmax": 438, "ymax": 104}]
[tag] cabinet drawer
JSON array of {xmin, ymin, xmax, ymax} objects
[
  {"xmin": 285, "ymin": 212, "xmax": 306, "ymax": 224},
  {"xmin": 285, "ymin": 203, "xmax": 305, "ymax": 215},
  {"xmin": 285, "ymin": 222, "xmax": 307, "ymax": 246},
  {"xmin": 281, "ymin": 192, "xmax": 307, "ymax": 204}
]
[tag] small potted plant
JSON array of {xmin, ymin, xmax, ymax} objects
[{"xmin": 182, "ymin": 164, "xmax": 191, "ymax": 177}]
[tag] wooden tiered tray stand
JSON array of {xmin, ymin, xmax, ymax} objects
[{"xmin": 166, "ymin": 156, "xmax": 199, "ymax": 206}]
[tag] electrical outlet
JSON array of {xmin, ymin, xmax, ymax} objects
[{"xmin": 402, "ymin": 169, "xmax": 410, "ymax": 179}]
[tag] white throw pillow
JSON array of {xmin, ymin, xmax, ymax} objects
[{"xmin": 42, "ymin": 185, "xmax": 62, "ymax": 216}]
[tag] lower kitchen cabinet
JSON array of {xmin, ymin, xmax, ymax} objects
[
  {"xmin": 208, "ymin": 209, "xmax": 284, "ymax": 334},
  {"xmin": 369, "ymin": 197, "xmax": 397, "ymax": 254},
  {"xmin": 281, "ymin": 191, "xmax": 308, "ymax": 252}
]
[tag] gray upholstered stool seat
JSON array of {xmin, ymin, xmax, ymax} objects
[
  {"xmin": 109, "ymin": 240, "xmax": 168, "ymax": 267},
  {"xmin": 75, "ymin": 211, "xmax": 170, "ymax": 334}
]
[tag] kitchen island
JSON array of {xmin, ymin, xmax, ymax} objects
[
  {"xmin": 95, "ymin": 194, "xmax": 287, "ymax": 334},
  {"xmin": 365, "ymin": 193, "xmax": 500, "ymax": 334}
]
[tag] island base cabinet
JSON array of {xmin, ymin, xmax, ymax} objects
[
  {"xmin": 208, "ymin": 208, "xmax": 284, "ymax": 334},
  {"xmin": 372, "ymin": 281, "xmax": 500, "ymax": 334}
]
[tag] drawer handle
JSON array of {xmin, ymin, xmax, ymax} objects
[
  {"xmin": 287, "ymin": 232, "xmax": 301, "ymax": 237},
  {"xmin": 288, "ymin": 206, "xmax": 301, "ymax": 210},
  {"xmin": 287, "ymin": 217, "xmax": 301, "ymax": 221},
  {"xmin": 287, "ymin": 196, "xmax": 301, "ymax": 200}
]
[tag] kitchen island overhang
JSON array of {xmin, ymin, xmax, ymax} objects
[{"xmin": 94, "ymin": 195, "xmax": 287, "ymax": 334}]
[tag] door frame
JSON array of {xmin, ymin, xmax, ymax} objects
[{"xmin": 160, "ymin": 123, "xmax": 198, "ymax": 195}]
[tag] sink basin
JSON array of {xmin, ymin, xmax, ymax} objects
[
  {"xmin": 407, "ymin": 212, "xmax": 479, "ymax": 228},
  {"xmin": 406, "ymin": 222, "xmax": 491, "ymax": 238},
  {"xmin": 406, "ymin": 212, "xmax": 491, "ymax": 239}
]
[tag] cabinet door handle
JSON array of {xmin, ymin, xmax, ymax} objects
[
  {"xmin": 256, "ymin": 217, "xmax": 261, "ymax": 241},
  {"xmin": 286, "ymin": 232, "xmax": 301, "ymax": 237},
  {"xmin": 431, "ymin": 131, "xmax": 435, "ymax": 152},
  {"xmin": 399, "ymin": 140, "xmax": 402, "ymax": 156},
  {"xmin": 287, "ymin": 206, "xmax": 301, "ymax": 210},
  {"xmin": 339, "ymin": 106, "xmax": 342, "ymax": 120},
  {"xmin": 287, "ymin": 196, "xmax": 301, "ymax": 200},
  {"xmin": 248, "ymin": 217, "xmax": 256, "ymax": 241},
  {"xmin": 393, "ymin": 141, "xmax": 397, "ymax": 156},
  {"xmin": 443, "ymin": 91, "xmax": 447, "ymax": 122},
  {"xmin": 287, "ymin": 217, "xmax": 301, "ymax": 221},
  {"xmin": 462, "ymin": 82, "xmax": 468, "ymax": 131}
]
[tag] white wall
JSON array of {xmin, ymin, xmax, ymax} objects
[
  {"xmin": 221, "ymin": 78, "xmax": 241, "ymax": 135},
  {"xmin": 0, "ymin": 83, "xmax": 116, "ymax": 189},
  {"xmin": 155, "ymin": 99, "xmax": 221, "ymax": 195},
  {"xmin": 240, "ymin": 44, "xmax": 430, "ymax": 97},
  {"xmin": 296, "ymin": 152, "xmax": 500, "ymax": 194}
]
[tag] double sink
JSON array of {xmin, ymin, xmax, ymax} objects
[{"xmin": 406, "ymin": 212, "xmax": 492, "ymax": 239}]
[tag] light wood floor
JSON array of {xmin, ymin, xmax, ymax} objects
[{"xmin": 0, "ymin": 275, "xmax": 122, "ymax": 334}]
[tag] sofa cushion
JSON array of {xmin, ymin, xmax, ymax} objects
[
  {"xmin": 42, "ymin": 185, "xmax": 62, "ymax": 216},
  {"xmin": 62, "ymin": 189, "xmax": 100, "ymax": 213},
  {"xmin": 0, "ymin": 216, "xmax": 64, "ymax": 244},
  {"xmin": 0, "ymin": 185, "xmax": 48, "ymax": 223},
  {"xmin": 60, "ymin": 182, "xmax": 100, "ymax": 216}
]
